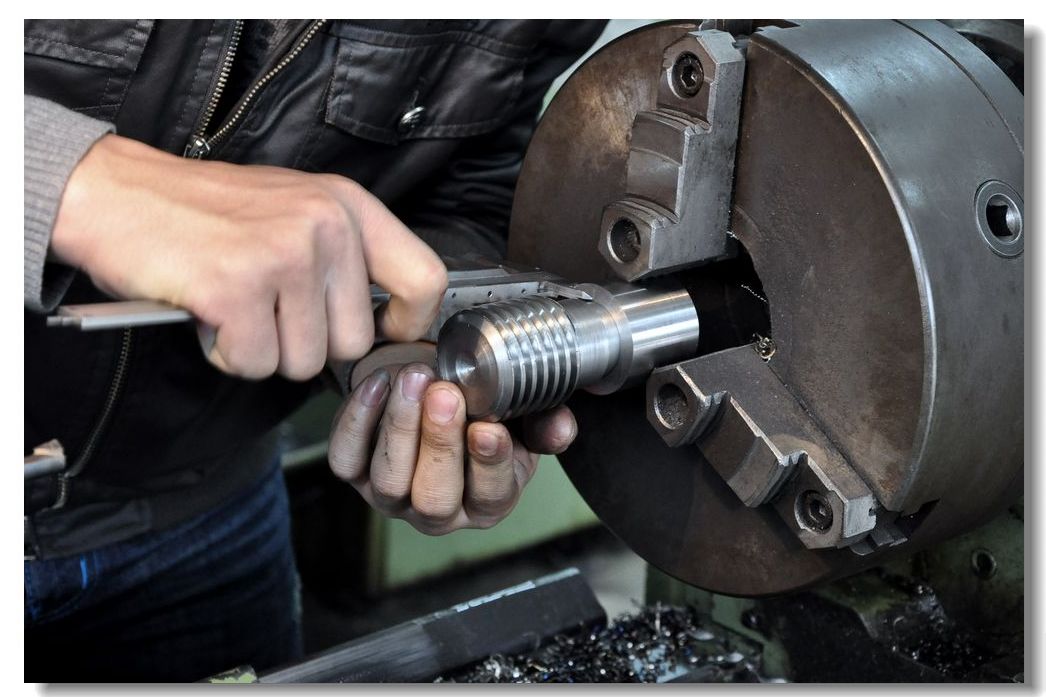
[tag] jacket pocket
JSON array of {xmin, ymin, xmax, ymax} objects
[
  {"xmin": 323, "ymin": 22, "xmax": 528, "ymax": 146},
  {"xmin": 24, "ymin": 19, "xmax": 154, "ymax": 119}
]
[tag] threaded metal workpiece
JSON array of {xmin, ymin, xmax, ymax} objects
[
  {"xmin": 437, "ymin": 283, "xmax": 700, "ymax": 421},
  {"xmin": 437, "ymin": 297, "xmax": 580, "ymax": 421}
]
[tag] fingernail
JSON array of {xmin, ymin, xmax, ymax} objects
[
  {"xmin": 400, "ymin": 371, "xmax": 430, "ymax": 402},
  {"xmin": 426, "ymin": 388, "xmax": 459, "ymax": 425},
  {"xmin": 359, "ymin": 369, "xmax": 390, "ymax": 407},
  {"xmin": 473, "ymin": 429, "xmax": 500, "ymax": 457},
  {"xmin": 559, "ymin": 417, "xmax": 578, "ymax": 444}
]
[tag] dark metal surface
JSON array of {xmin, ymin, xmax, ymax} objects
[
  {"xmin": 940, "ymin": 19, "xmax": 1024, "ymax": 93},
  {"xmin": 508, "ymin": 20, "xmax": 1023, "ymax": 594},
  {"xmin": 757, "ymin": 569, "xmax": 1021, "ymax": 682},
  {"xmin": 258, "ymin": 568, "xmax": 605, "ymax": 683}
]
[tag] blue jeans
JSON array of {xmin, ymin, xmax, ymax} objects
[{"xmin": 25, "ymin": 463, "xmax": 303, "ymax": 682}]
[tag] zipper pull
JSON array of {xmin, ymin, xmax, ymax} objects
[{"xmin": 184, "ymin": 135, "xmax": 211, "ymax": 159}]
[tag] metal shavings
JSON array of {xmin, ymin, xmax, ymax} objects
[
  {"xmin": 753, "ymin": 333, "xmax": 777, "ymax": 361},
  {"xmin": 436, "ymin": 605, "xmax": 768, "ymax": 684},
  {"xmin": 740, "ymin": 283, "xmax": 768, "ymax": 305}
]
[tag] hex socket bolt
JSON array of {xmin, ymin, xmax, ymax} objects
[{"xmin": 436, "ymin": 283, "xmax": 701, "ymax": 421}]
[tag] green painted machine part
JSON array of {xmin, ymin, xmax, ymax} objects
[{"xmin": 365, "ymin": 455, "xmax": 598, "ymax": 593}]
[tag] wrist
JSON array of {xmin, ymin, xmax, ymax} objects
[
  {"xmin": 50, "ymin": 133, "xmax": 114, "ymax": 268},
  {"xmin": 50, "ymin": 134, "xmax": 167, "ymax": 269}
]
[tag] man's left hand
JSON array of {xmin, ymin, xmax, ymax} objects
[{"xmin": 328, "ymin": 363, "xmax": 577, "ymax": 534}]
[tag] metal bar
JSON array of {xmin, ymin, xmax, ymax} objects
[
  {"xmin": 257, "ymin": 568, "xmax": 606, "ymax": 683},
  {"xmin": 24, "ymin": 454, "xmax": 65, "ymax": 480},
  {"xmin": 24, "ymin": 440, "xmax": 66, "ymax": 480},
  {"xmin": 46, "ymin": 300, "xmax": 193, "ymax": 330}
]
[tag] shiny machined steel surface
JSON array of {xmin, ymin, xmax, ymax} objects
[
  {"xmin": 437, "ymin": 283, "xmax": 700, "ymax": 421},
  {"xmin": 508, "ymin": 20, "xmax": 1024, "ymax": 595}
]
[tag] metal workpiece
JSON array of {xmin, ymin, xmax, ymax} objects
[
  {"xmin": 598, "ymin": 29, "xmax": 744, "ymax": 281},
  {"xmin": 508, "ymin": 20, "xmax": 1023, "ymax": 594},
  {"xmin": 436, "ymin": 283, "xmax": 700, "ymax": 421},
  {"xmin": 582, "ymin": 283, "xmax": 702, "ymax": 394}
]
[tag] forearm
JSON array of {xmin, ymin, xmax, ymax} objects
[{"xmin": 24, "ymin": 95, "xmax": 114, "ymax": 312}]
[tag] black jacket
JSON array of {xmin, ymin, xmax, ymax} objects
[{"xmin": 24, "ymin": 19, "xmax": 605, "ymax": 558}]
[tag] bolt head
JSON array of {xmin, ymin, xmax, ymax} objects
[{"xmin": 670, "ymin": 52, "xmax": 704, "ymax": 98}]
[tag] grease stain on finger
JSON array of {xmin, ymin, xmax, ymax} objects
[
  {"xmin": 400, "ymin": 370, "xmax": 430, "ymax": 402},
  {"xmin": 359, "ymin": 369, "xmax": 390, "ymax": 407}
]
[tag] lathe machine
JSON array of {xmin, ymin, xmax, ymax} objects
[{"xmin": 49, "ymin": 18, "xmax": 1025, "ymax": 681}]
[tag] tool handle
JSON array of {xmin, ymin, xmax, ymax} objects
[
  {"xmin": 46, "ymin": 300, "xmax": 193, "ymax": 330},
  {"xmin": 47, "ymin": 292, "xmax": 390, "ymax": 331}
]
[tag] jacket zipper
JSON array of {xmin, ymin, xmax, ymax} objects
[
  {"xmin": 53, "ymin": 328, "xmax": 134, "ymax": 508},
  {"xmin": 185, "ymin": 19, "xmax": 327, "ymax": 159},
  {"xmin": 184, "ymin": 19, "xmax": 244, "ymax": 158}
]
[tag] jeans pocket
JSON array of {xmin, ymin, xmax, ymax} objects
[{"xmin": 24, "ymin": 551, "xmax": 97, "ymax": 626}]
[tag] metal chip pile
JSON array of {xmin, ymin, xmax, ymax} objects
[{"xmin": 437, "ymin": 604, "xmax": 773, "ymax": 683}]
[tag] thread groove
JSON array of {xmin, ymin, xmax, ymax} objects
[{"xmin": 438, "ymin": 296, "xmax": 582, "ymax": 419}]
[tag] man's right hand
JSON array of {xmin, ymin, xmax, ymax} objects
[{"xmin": 50, "ymin": 134, "xmax": 448, "ymax": 380}]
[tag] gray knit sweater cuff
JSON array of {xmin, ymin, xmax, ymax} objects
[{"xmin": 24, "ymin": 95, "xmax": 115, "ymax": 313}]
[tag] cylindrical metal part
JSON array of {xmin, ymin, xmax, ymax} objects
[{"xmin": 436, "ymin": 283, "xmax": 700, "ymax": 420}]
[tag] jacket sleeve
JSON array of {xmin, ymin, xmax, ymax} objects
[
  {"xmin": 393, "ymin": 20, "xmax": 607, "ymax": 261},
  {"xmin": 24, "ymin": 95, "xmax": 115, "ymax": 313}
]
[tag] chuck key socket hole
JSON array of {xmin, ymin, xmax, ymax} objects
[
  {"xmin": 608, "ymin": 218, "xmax": 642, "ymax": 264},
  {"xmin": 796, "ymin": 490, "xmax": 834, "ymax": 533},
  {"xmin": 985, "ymin": 193, "xmax": 1022, "ymax": 241},
  {"xmin": 654, "ymin": 382, "xmax": 690, "ymax": 430}
]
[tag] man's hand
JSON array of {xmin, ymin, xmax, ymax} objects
[
  {"xmin": 51, "ymin": 134, "xmax": 447, "ymax": 380},
  {"xmin": 328, "ymin": 364, "xmax": 577, "ymax": 534}
]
